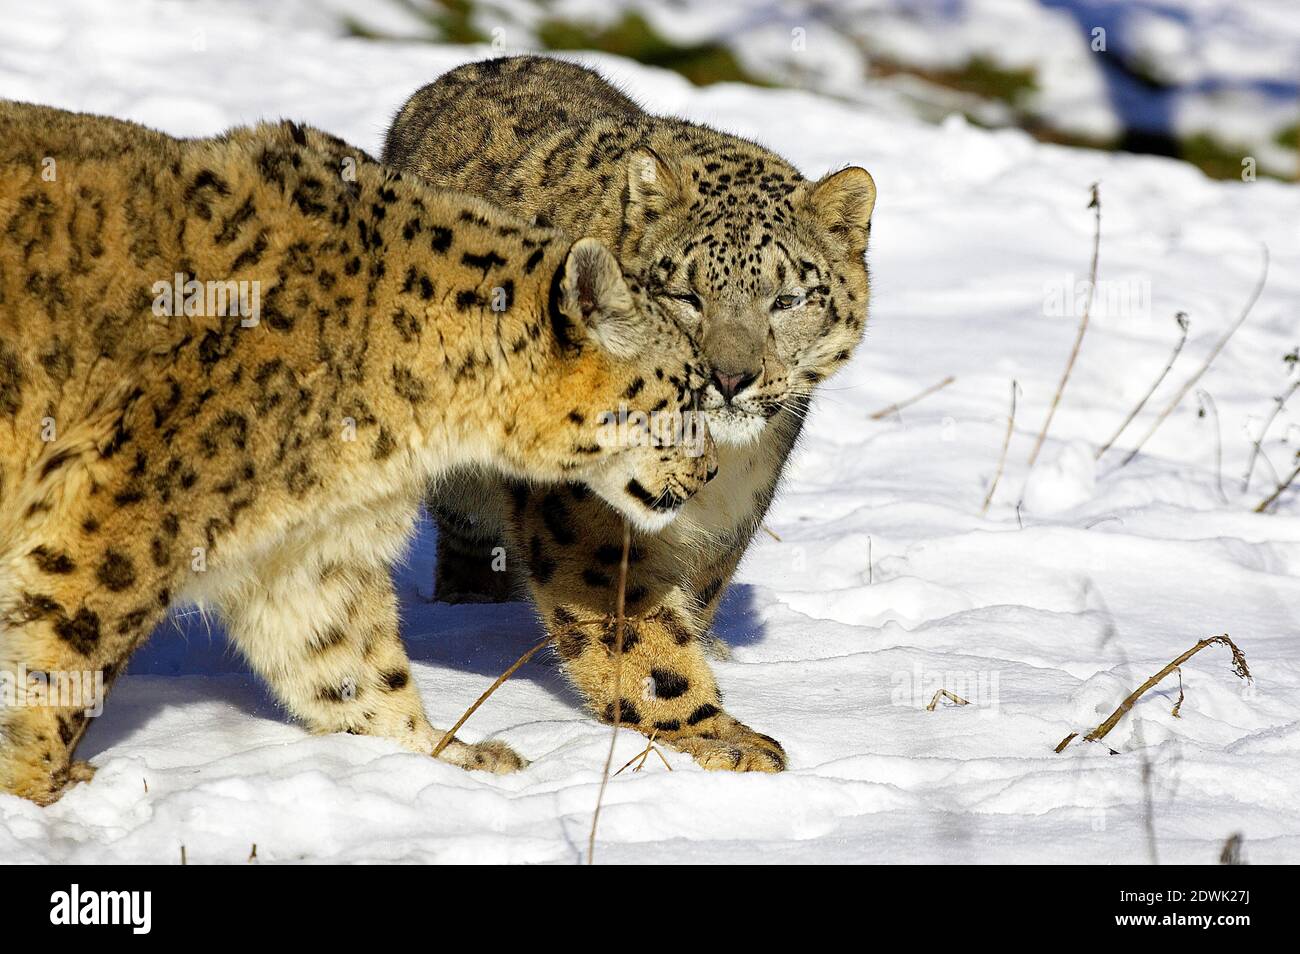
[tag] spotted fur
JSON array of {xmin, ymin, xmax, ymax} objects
[
  {"xmin": 0, "ymin": 100, "xmax": 716, "ymax": 804},
  {"xmin": 384, "ymin": 56, "xmax": 876, "ymax": 772}
]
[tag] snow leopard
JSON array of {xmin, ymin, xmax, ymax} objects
[
  {"xmin": 384, "ymin": 56, "xmax": 875, "ymax": 772},
  {"xmin": 0, "ymin": 100, "xmax": 715, "ymax": 803}
]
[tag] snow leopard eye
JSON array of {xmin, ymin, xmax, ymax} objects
[
  {"xmin": 772, "ymin": 292, "xmax": 803, "ymax": 311},
  {"xmin": 665, "ymin": 292, "xmax": 702, "ymax": 311}
]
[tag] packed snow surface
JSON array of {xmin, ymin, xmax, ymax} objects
[{"xmin": 1, "ymin": 0, "xmax": 1298, "ymax": 863}]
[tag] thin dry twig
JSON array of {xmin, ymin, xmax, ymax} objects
[
  {"xmin": 1219, "ymin": 833, "xmax": 1245, "ymax": 865},
  {"xmin": 1259, "ymin": 446, "xmax": 1285, "ymax": 485},
  {"xmin": 1140, "ymin": 751, "xmax": 1160, "ymax": 864},
  {"xmin": 431, "ymin": 632, "xmax": 555, "ymax": 759},
  {"xmin": 1243, "ymin": 375, "xmax": 1300, "ymax": 491},
  {"xmin": 1196, "ymin": 390, "xmax": 1228, "ymax": 503},
  {"xmin": 614, "ymin": 730, "xmax": 672, "ymax": 776},
  {"xmin": 1170, "ymin": 668, "xmax": 1184, "ymax": 718},
  {"xmin": 1026, "ymin": 183, "xmax": 1101, "ymax": 473},
  {"xmin": 1119, "ymin": 247, "xmax": 1270, "ymax": 468},
  {"xmin": 1053, "ymin": 732, "xmax": 1078, "ymax": 753},
  {"xmin": 1055, "ymin": 634, "xmax": 1251, "ymax": 752},
  {"xmin": 981, "ymin": 379, "xmax": 1019, "ymax": 514},
  {"xmin": 926, "ymin": 689, "xmax": 971, "ymax": 711},
  {"xmin": 761, "ymin": 523, "xmax": 782, "ymax": 542},
  {"xmin": 868, "ymin": 375, "xmax": 956, "ymax": 421},
  {"xmin": 1095, "ymin": 311, "xmax": 1189, "ymax": 460},
  {"xmin": 1255, "ymin": 452, "xmax": 1300, "ymax": 513},
  {"xmin": 587, "ymin": 522, "xmax": 632, "ymax": 865}
]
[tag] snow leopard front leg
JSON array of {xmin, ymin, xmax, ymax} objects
[
  {"xmin": 511, "ymin": 486, "xmax": 785, "ymax": 772},
  {"xmin": 216, "ymin": 510, "xmax": 525, "ymax": 774},
  {"xmin": 543, "ymin": 590, "xmax": 786, "ymax": 772},
  {"xmin": 427, "ymin": 469, "xmax": 526, "ymax": 605}
]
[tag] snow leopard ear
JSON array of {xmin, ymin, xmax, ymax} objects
[
  {"xmin": 808, "ymin": 166, "xmax": 876, "ymax": 251},
  {"xmin": 626, "ymin": 147, "xmax": 692, "ymax": 217},
  {"xmin": 556, "ymin": 238, "xmax": 643, "ymax": 359}
]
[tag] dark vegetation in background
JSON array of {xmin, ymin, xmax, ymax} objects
[
  {"xmin": 537, "ymin": 12, "xmax": 760, "ymax": 87},
  {"xmin": 350, "ymin": 0, "xmax": 1299, "ymax": 182}
]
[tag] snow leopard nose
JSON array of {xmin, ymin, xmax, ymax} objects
[{"xmin": 712, "ymin": 369, "xmax": 758, "ymax": 402}]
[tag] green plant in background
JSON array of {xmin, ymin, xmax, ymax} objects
[
  {"xmin": 425, "ymin": 0, "xmax": 488, "ymax": 45},
  {"xmin": 1179, "ymin": 132, "xmax": 1258, "ymax": 181},
  {"xmin": 345, "ymin": 1, "xmax": 1297, "ymax": 182},
  {"xmin": 346, "ymin": 0, "xmax": 486, "ymax": 44},
  {"xmin": 537, "ymin": 12, "xmax": 760, "ymax": 87},
  {"xmin": 931, "ymin": 55, "xmax": 1038, "ymax": 106}
]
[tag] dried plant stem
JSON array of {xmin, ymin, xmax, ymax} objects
[
  {"xmin": 1258, "ymin": 449, "xmax": 1284, "ymax": 487},
  {"xmin": 1242, "ymin": 376, "xmax": 1300, "ymax": 491},
  {"xmin": 614, "ymin": 730, "xmax": 672, "ymax": 776},
  {"xmin": 1054, "ymin": 732, "xmax": 1078, "ymax": 753},
  {"xmin": 1140, "ymin": 754, "xmax": 1160, "ymax": 864},
  {"xmin": 761, "ymin": 523, "xmax": 782, "ymax": 542},
  {"xmin": 1255, "ymin": 455, "xmax": 1300, "ymax": 513},
  {"xmin": 1220, "ymin": 833, "xmax": 1245, "ymax": 865},
  {"xmin": 1197, "ymin": 390, "xmax": 1228, "ymax": 503},
  {"xmin": 587, "ymin": 522, "xmax": 632, "ymax": 865},
  {"xmin": 431, "ymin": 632, "xmax": 555, "ymax": 759},
  {"xmin": 926, "ymin": 689, "xmax": 971, "ymax": 711},
  {"xmin": 981, "ymin": 379, "xmax": 1018, "ymax": 514},
  {"xmin": 1119, "ymin": 247, "xmax": 1270, "ymax": 468},
  {"xmin": 868, "ymin": 375, "xmax": 955, "ymax": 421},
  {"xmin": 1055, "ymin": 634, "xmax": 1251, "ymax": 752},
  {"xmin": 1026, "ymin": 183, "xmax": 1101, "ymax": 473},
  {"xmin": 1095, "ymin": 312, "xmax": 1189, "ymax": 460}
]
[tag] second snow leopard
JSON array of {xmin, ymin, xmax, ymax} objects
[{"xmin": 385, "ymin": 56, "xmax": 876, "ymax": 772}]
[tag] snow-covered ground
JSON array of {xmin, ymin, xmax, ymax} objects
[{"xmin": 2, "ymin": 0, "xmax": 1299, "ymax": 863}]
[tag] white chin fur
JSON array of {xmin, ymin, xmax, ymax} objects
[
  {"xmin": 583, "ymin": 469, "xmax": 683, "ymax": 532},
  {"xmin": 623, "ymin": 507, "xmax": 680, "ymax": 533},
  {"xmin": 706, "ymin": 409, "xmax": 768, "ymax": 446}
]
